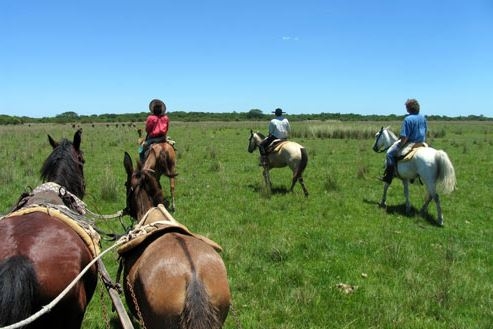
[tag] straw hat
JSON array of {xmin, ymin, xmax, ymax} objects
[{"xmin": 149, "ymin": 99, "xmax": 166, "ymax": 114}]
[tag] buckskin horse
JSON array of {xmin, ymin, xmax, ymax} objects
[
  {"xmin": 248, "ymin": 130, "xmax": 309, "ymax": 196},
  {"xmin": 0, "ymin": 129, "xmax": 99, "ymax": 328},
  {"xmin": 373, "ymin": 126, "xmax": 456, "ymax": 226},
  {"xmin": 119, "ymin": 152, "xmax": 230, "ymax": 329}
]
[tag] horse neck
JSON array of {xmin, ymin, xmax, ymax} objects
[
  {"xmin": 132, "ymin": 173, "xmax": 164, "ymax": 221},
  {"xmin": 255, "ymin": 132, "xmax": 265, "ymax": 142},
  {"xmin": 134, "ymin": 193, "xmax": 154, "ymax": 222},
  {"xmin": 42, "ymin": 147, "xmax": 85, "ymax": 199},
  {"xmin": 383, "ymin": 129, "xmax": 398, "ymax": 147}
]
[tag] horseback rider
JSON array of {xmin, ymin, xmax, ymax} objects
[
  {"xmin": 382, "ymin": 98, "xmax": 427, "ymax": 184},
  {"xmin": 259, "ymin": 108, "xmax": 291, "ymax": 165},
  {"xmin": 139, "ymin": 99, "xmax": 170, "ymax": 162}
]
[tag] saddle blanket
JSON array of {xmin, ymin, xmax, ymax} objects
[
  {"xmin": 3, "ymin": 206, "xmax": 100, "ymax": 257},
  {"xmin": 118, "ymin": 205, "xmax": 222, "ymax": 255}
]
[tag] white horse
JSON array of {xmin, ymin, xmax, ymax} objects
[
  {"xmin": 372, "ymin": 127, "xmax": 456, "ymax": 226},
  {"xmin": 248, "ymin": 130, "xmax": 309, "ymax": 196}
]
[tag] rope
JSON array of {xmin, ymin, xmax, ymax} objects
[{"xmin": 0, "ymin": 237, "xmax": 128, "ymax": 329}]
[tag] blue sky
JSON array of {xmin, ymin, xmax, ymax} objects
[{"xmin": 1, "ymin": 0, "xmax": 492, "ymax": 118}]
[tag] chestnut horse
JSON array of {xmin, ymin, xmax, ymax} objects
[
  {"xmin": 120, "ymin": 152, "xmax": 230, "ymax": 329},
  {"xmin": 142, "ymin": 142, "xmax": 178, "ymax": 211},
  {"xmin": 0, "ymin": 129, "xmax": 99, "ymax": 329}
]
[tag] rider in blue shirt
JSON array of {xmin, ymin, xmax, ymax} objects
[{"xmin": 382, "ymin": 99, "xmax": 427, "ymax": 184}]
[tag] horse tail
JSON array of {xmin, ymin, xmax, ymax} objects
[
  {"xmin": 295, "ymin": 147, "xmax": 308, "ymax": 179},
  {"xmin": 435, "ymin": 150, "xmax": 456, "ymax": 194},
  {"xmin": 0, "ymin": 255, "xmax": 39, "ymax": 326},
  {"xmin": 181, "ymin": 275, "xmax": 221, "ymax": 329}
]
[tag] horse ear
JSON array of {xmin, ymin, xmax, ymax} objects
[
  {"xmin": 48, "ymin": 135, "xmax": 58, "ymax": 149},
  {"xmin": 73, "ymin": 128, "xmax": 82, "ymax": 151},
  {"xmin": 123, "ymin": 152, "xmax": 134, "ymax": 178}
]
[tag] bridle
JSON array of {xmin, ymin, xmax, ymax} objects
[
  {"xmin": 247, "ymin": 132, "xmax": 257, "ymax": 153},
  {"xmin": 372, "ymin": 127, "xmax": 389, "ymax": 153}
]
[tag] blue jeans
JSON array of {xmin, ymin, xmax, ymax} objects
[{"xmin": 385, "ymin": 141, "xmax": 401, "ymax": 168}]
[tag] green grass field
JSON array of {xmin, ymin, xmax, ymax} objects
[{"xmin": 0, "ymin": 120, "xmax": 492, "ymax": 328}]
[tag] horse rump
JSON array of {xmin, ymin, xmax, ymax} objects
[
  {"xmin": 0, "ymin": 255, "xmax": 39, "ymax": 326},
  {"xmin": 180, "ymin": 275, "xmax": 222, "ymax": 329}
]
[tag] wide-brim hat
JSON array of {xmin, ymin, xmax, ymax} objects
[
  {"xmin": 149, "ymin": 99, "xmax": 167, "ymax": 114},
  {"xmin": 272, "ymin": 108, "xmax": 286, "ymax": 116}
]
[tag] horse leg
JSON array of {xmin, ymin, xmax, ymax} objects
[
  {"xmin": 289, "ymin": 175, "xmax": 297, "ymax": 192},
  {"xmin": 403, "ymin": 180, "xmax": 411, "ymax": 215},
  {"xmin": 379, "ymin": 182, "xmax": 390, "ymax": 208},
  {"xmin": 298, "ymin": 177, "xmax": 309, "ymax": 197},
  {"xmin": 434, "ymin": 194, "xmax": 443, "ymax": 226},
  {"xmin": 169, "ymin": 176, "xmax": 176, "ymax": 211},
  {"xmin": 419, "ymin": 193, "xmax": 432, "ymax": 216},
  {"xmin": 262, "ymin": 168, "xmax": 272, "ymax": 192},
  {"xmin": 420, "ymin": 193, "xmax": 443, "ymax": 226}
]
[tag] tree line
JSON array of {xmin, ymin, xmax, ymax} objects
[{"xmin": 0, "ymin": 109, "xmax": 491, "ymax": 125}]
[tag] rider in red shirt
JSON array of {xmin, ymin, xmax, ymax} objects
[{"xmin": 139, "ymin": 99, "xmax": 169, "ymax": 162}]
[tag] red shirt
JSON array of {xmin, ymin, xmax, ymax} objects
[{"xmin": 145, "ymin": 114, "xmax": 169, "ymax": 138}]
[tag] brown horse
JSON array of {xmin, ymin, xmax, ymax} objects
[
  {"xmin": 142, "ymin": 142, "xmax": 178, "ymax": 211},
  {"xmin": 120, "ymin": 151, "xmax": 230, "ymax": 329},
  {"xmin": 0, "ymin": 129, "xmax": 99, "ymax": 329}
]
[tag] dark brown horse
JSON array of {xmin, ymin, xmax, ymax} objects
[
  {"xmin": 0, "ymin": 129, "xmax": 99, "ymax": 329},
  {"xmin": 142, "ymin": 142, "xmax": 178, "ymax": 211},
  {"xmin": 120, "ymin": 151, "xmax": 230, "ymax": 329}
]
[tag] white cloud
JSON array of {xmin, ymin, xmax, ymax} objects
[{"xmin": 282, "ymin": 36, "xmax": 299, "ymax": 41}]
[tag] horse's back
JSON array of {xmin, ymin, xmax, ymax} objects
[
  {"xmin": 273, "ymin": 141, "xmax": 306, "ymax": 168},
  {"xmin": 145, "ymin": 142, "xmax": 177, "ymax": 177},
  {"xmin": 0, "ymin": 213, "xmax": 97, "ymax": 328},
  {"xmin": 125, "ymin": 232, "xmax": 230, "ymax": 326}
]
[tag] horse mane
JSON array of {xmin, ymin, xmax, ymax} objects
[
  {"xmin": 255, "ymin": 131, "xmax": 266, "ymax": 139},
  {"xmin": 40, "ymin": 138, "xmax": 85, "ymax": 199},
  {"xmin": 385, "ymin": 127, "xmax": 398, "ymax": 140}
]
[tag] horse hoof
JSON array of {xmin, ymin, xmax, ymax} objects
[{"xmin": 378, "ymin": 202, "xmax": 386, "ymax": 209}]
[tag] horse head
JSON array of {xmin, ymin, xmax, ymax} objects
[
  {"xmin": 123, "ymin": 152, "xmax": 164, "ymax": 221},
  {"xmin": 372, "ymin": 126, "xmax": 396, "ymax": 153},
  {"xmin": 248, "ymin": 130, "xmax": 265, "ymax": 153},
  {"xmin": 40, "ymin": 128, "xmax": 86, "ymax": 199}
]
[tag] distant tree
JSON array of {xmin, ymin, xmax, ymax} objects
[
  {"xmin": 246, "ymin": 109, "xmax": 264, "ymax": 119},
  {"xmin": 57, "ymin": 111, "xmax": 79, "ymax": 119}
]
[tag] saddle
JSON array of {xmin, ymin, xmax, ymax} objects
[
  {"xmin": 141, "ymin": 138, "xmax": 176, "ymax": 160},
  {"xmin": 2, "ymin": 183, "xmax": 101, "ymax": 257},
  {"xmin": 396, "ymin": 142, "xmax": 428, "ymax": 162},
  {"xmin": 117, "ymin": 204, "xmax": 222, "ymax": 255},
  {"xmin": 265, "ymin": 139, "xmax": 288, "ymax": 153}
]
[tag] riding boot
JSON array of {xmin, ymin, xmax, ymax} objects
[
  {"xmin": 260, "ymin": 154, "xmax": 269, "ymax": 167},
  {"xmin": 139, "ymin": 143, "xmax": 146, "ymax": 163},
  {"xmin": 259, "ymin": 146, "xmax": 269, "ymax": 166},
  {"xmin": 381, "ymin": 164, "xmax": 395, "ymax": 184}
]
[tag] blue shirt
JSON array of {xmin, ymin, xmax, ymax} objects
[{"xmin": 400, "ymin": 114, "xmax": 427, "ymax": 143}]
